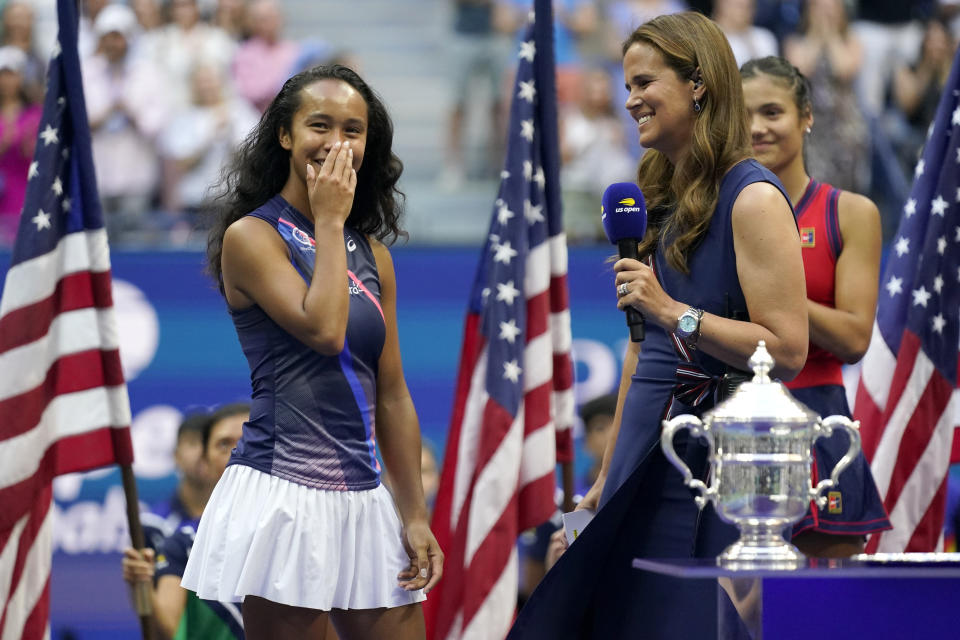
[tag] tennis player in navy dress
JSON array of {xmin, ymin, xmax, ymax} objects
[
  {"xmin": 509, "ymin": 13, "xmax": 809, "ymax": 639},
  {"xmin": 742, "ymin": 56, "xmax": 891, "ymax": 556},
  {"xmin": 180, "ymin": 65, "xmax": 442, "ymax": 640}
]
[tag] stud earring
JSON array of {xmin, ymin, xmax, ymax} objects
[{"xmin": 805, "ymin": 126, "xmax": 812, "ymax": 134}]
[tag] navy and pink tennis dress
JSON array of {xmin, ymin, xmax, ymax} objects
[{"xmin": 182, "ymin": 195, "xmax": 424, "ymax": 611}]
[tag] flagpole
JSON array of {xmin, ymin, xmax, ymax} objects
[
  {"xmin": 120, "ymin": 465, "xmax": 154, "ymax": 640},
  {"xmin": 560, "ymin": 461, "xmax": 575, "ymax": 512}
]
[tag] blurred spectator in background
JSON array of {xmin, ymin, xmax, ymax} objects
[
  {"xmin": 132, "ymin": 0, "xmax": 166, "ymax": 33},
  {"xmin": 712, "ymin": 0, "xmax": 778, "ymax": 67},
  {"xmin": 852, "ymin": 0, "xmax": 926, "ymax": 119},
  {"xmin": 130, "ymin": 0, "xmax": 167, "ymax": 59},
  {"xmin": 559, "ymin": 67, "xmax": 634, "ymax": 243},
  {"xmin": 605, "ymin": 0, "xmax": 688, "ymax": 43},
  {"xmin": 603, "ymin": 0, "xmax": 687, "ymax": 160},
  {"xmin": 231, "ymin": 0, "xmax": 298, "ymax": 112},
  {"xmin": 2, "ymin": 1, "xmax": 47, "ymax": 103},
  {"xmin": 786, "ymin": 0, "xmax": 870, "ymax": 194},
  {"xmin": 506, "ymin": 0, "xmax": 600, "ymax": 105},
  {"xmin": 753, "ymin": 0, "xmax": 804, "ymax": 42},
  {"xmin": 125, "ymin": 405, "xmax": 248, "ymax": 640},
  {"xmin": 78, "ymin": 0, "xmax": 110, "ymax": 59},
  {"xmin": 0, "ymin": 46, "xmax": 40, "ymax": 247},
  {"xmin": 578, "ymin": 393, "xmax": 617, "ymax": 487},
  {"xmin": 83, "ymin": 3, "xmax": 169, "ymax": 244},
  {"xmin": 142, "ymin": 412, "xmax": 213, "ymax": 548},
  {"xmin": 142, "ymin": 0, "xmax": 236, "ymax": 111},
  {"xmin": 159, "ymin": 62, "xmax": 257, "ymax": 242},
  {"xmin": 213, "ymin": 0, "xmax": 250, "ymax": 41},
  {"xmin": 890, "ymin": 17, "xmax": 956, "ymax": 177},
  {"xmin": 439, "ymin": 0, "xmax": 515, "ymax": 188}
]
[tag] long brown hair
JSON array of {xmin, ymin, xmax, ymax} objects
[{"xmin": 624, "ymin": 12, "xmax": 750, "ymax": 273}]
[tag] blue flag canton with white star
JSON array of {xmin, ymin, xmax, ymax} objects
[
  {"xmin": 879, "ymin": 47, "xmax": 960, "ymax": 385},
  {"xmin": 471, "ymin": 6, "xmax": 559, "ymax": 415},
  {"xmin": 12, "ymin": 0, "xmax": 103, "ymax": 267}
]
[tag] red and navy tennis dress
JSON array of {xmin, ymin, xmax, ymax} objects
[{"xmin": 786, "ymin": 179, "xmax": 891, "ymax": 537}]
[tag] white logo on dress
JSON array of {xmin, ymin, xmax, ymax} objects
[{"xmin": 346, "ymin": 238, "xmax": 357, "ymax": 252}]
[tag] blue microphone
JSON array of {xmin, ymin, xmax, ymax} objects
[{"xmin": 601, "ymin": 182, "xmax": 648, "ymax": 342}]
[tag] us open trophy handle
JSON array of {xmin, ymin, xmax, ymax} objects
[
  {"xmin": 808, "ymin": 415, "xmax": 862, "ymax": 509},
  {"xmin": 661, "ymin": 415, "xmax": 717, "ymax": 509}
]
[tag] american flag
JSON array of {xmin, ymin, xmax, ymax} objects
[
  {"xmin": 424, "ymin": 2, "xmax": 574, "ymax": 638},
  {"xmin": 0, "ymin": 1, "xmax": 133, "ymax": 637},
  {"xmin": 853, "ymin": 45, "xmax": 960, "ymax": 553}
]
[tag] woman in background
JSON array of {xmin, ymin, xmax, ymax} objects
[
  {"xmin": 784, "ymin": 0, "xmax": 869, "ymax": 194},
  {"xmin": 742, "ymin": 55, "xmax": 891, "ymax": 556}
]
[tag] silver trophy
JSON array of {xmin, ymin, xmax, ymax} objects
[{"xmin": 661, "ymin": 341, "xmax": 861, "ymax": 569}]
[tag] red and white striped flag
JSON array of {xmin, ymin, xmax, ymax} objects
[
  {"xmin": 424, "ymin": 2, "xmax": 574, "ymax": 638},
  {"xmin": 853, "ymin": 45, "xmax": 960, "ymax": 554},
  {"xmin": 0, "ymin": 1, "xmax": 133, "ymax": 637}
]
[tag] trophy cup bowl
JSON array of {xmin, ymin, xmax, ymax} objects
[{"xmin": 660, "ymin": 341, "xmax": 862, "ymax": 569}]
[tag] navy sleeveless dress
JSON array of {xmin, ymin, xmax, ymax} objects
[
  {"xmin": 229, "ymin": 194, "xmax": 386, "ymax": 491},
  {"xmin": 508, "ymin": 159, "xmax": 789, "ymax": 639},
  {"xmin": 183, "ymin": 194, "xmax": 424, "ymax": 610}
]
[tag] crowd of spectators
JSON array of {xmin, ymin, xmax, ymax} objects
[
  {"xmin": 443, "ymin": 0, "xmax": 950, "ymax": 243},
  {"xmin": 0, "ymin": 1, "xmax": 953, "ymax": 247},
  {"xmin": 0, "ymin": 0, "xmax": 349, "ymax": 248}
]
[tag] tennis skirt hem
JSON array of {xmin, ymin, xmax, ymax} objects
[{"xmin": 180, "ymin": 464, "xmax": 426, "ymax": 611}]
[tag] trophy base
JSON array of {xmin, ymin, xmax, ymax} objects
[{"xmin": 718, "ymin": 524, "xmax": 804, "ymax": 570}]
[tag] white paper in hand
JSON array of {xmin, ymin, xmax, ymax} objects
[{"xmin": 562, "ymin": 509, "xmax": 595, "ymax": 546}]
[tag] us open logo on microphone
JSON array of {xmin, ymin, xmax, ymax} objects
[{"xmin": 615, "ymin": 197, "xmax": 643, "ymax": 214}]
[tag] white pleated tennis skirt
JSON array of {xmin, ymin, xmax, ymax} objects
[{"xmin": 180, "ymin": 464, "xmax": 426, "ymax": 611}]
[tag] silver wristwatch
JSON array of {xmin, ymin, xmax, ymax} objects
[{"xmin": 675, "ymin": 307, "xmax": 704, "ymax": 348}]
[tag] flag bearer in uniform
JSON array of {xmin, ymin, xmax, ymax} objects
[
  {"xmin": 742, "ymin": 56, "xmax": 892, "ymax": 557},
  {"xmin": 123, "ymin": 404, "xmax": 249, "ymax": 639}
]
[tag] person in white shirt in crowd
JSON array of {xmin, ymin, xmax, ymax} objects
[
  {"xmin": 559, "ymin": 67, "xmax": 635, "ymax": 243},
  {"xmin": 78, "ymin": 0, "xmax": 110, "ymax": 59},
  {"xmin": 159, "ymin": 61, "xmax": 258, "ymax": 242},
  {"xmin": 712, "ymin": 0, "xmax": 778, "ymax": 67},
  {"xmin": 128, "ymin": 0, "xmax": 167, "ymax": 60},
  {"xmin": 83, "ymin": 3, "xmax": 170, "ymax": 243},
  {"xmin": 141, "ymin": 0, "xmax": 236, "ymax": 111}
]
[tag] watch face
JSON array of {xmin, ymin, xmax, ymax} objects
[{"xmin": 678, "ymin": 314, "xmax": 698, "ymax": 334}]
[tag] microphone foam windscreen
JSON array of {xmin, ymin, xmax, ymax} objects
[{"xmin": 601, "ymin": 182, "xmax": 647, "ymax": 243}]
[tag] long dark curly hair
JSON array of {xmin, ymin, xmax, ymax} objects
[{"xmin": 206, "ymin": 64, "xmax": 405, "ymax": 290}]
